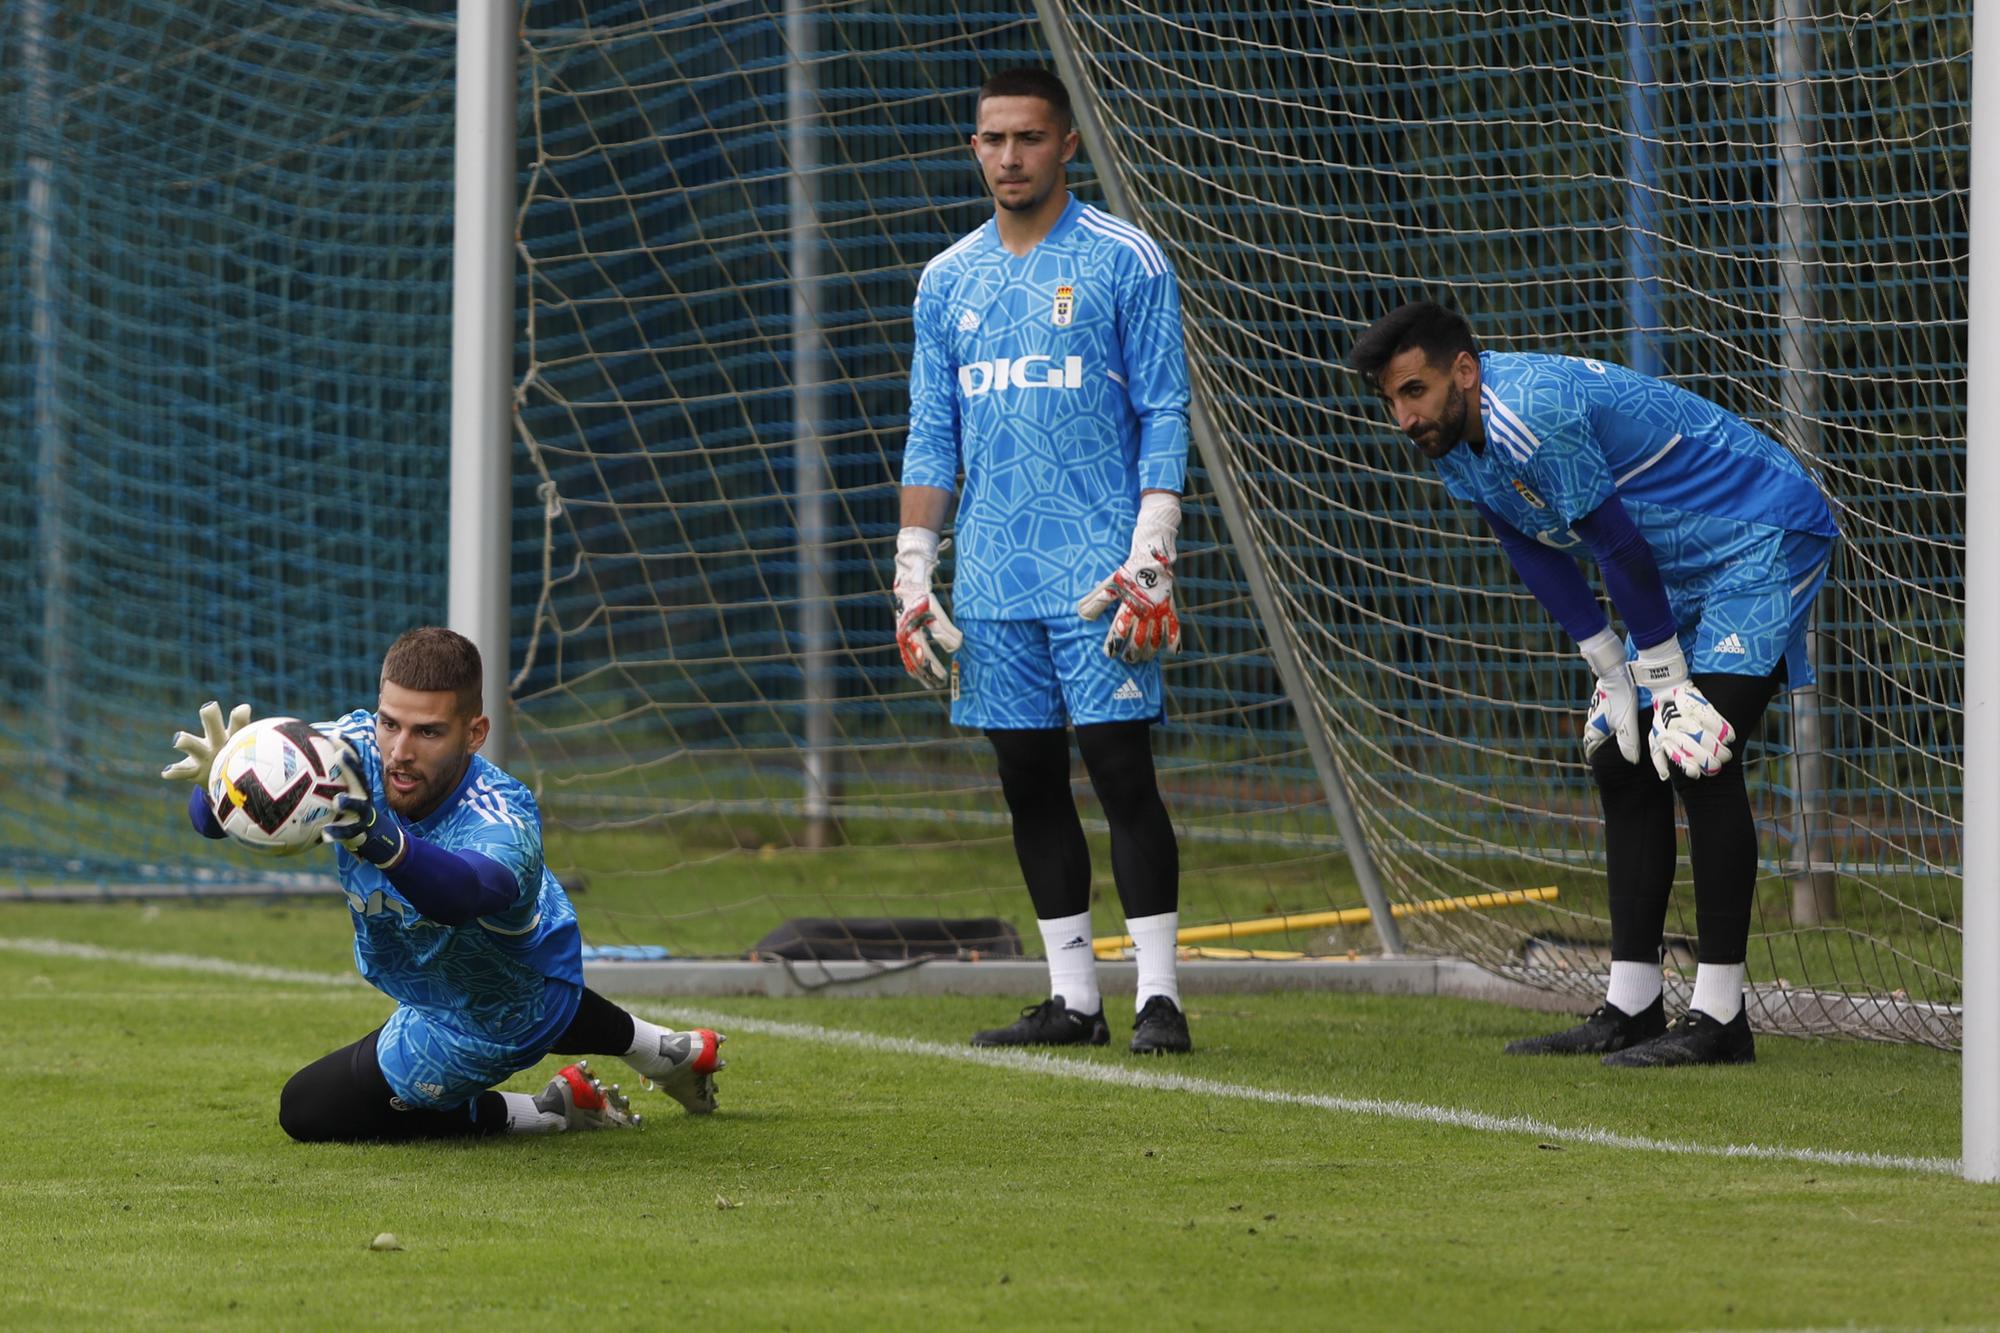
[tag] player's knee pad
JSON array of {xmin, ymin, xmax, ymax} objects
[{"xmin": 1075, "ymin": 719, "xmax": 1162, "ymax": 823}]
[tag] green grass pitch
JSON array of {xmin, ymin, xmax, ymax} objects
[{"xmin": 3, "ymin": 899, "xmax": 1996, "ymax": 1329}]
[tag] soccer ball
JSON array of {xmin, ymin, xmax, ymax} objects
[{"xmin": 206, "ymin": 717, "xmax": 352, "ymax": 856}]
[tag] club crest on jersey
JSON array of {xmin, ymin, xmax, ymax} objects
[
  {"xmin": 1051, "ymin": 284, "xmax": 1075, "ymax": 327},
  {"xmin": 1510, "ymin": 478, "xmax": 1548, "ymax": 509}
]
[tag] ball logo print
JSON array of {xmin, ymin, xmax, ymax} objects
[{"xmin": 207, "ymin": 717, "xmax": 351, "ymax": 856}]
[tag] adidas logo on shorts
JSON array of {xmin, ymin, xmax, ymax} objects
[
  {"xmin": 1112, "ymin": 678, "xmax": 1143, "ymax": 702},
  {"xmin": 1714, "ymin": 633, "xmax": 1747, "ymax": 656}
]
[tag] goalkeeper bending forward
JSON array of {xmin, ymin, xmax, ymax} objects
[
  {"xmin": 1349, "ymin": 301, "xmax": 1840, "ymax": 1067},
  {"xmin": 895, "ymin": 67, "xmax": 1193, "ymax": 1054},
  {"xmin": 162, "ymin": 626, "xmax": 726, "ymax": 1138}
]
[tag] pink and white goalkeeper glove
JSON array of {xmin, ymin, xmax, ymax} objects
[
  {"xmin": 1631, "ymin": 638, "xmax": 1734, "ymax": 780},
  {"xmin": 1579, "ymin": 628, "xmax": 1640, "ymax": 765}
]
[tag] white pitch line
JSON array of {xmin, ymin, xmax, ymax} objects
[
  {"xmin": 0, "ymin": 936, "xmax": 363, "ymax": 989},
  {"xmin": 637, "ymin": 1004, "xmax": 1962, "ymax": 1178},
  {"xmin": 0, "ymin": 937, "xmax": 1957, "ymax": 1177}
]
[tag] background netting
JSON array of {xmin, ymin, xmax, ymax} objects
[
  {"xmin": 0, "ymin": 0, "xmax": 454, "ymax": 889},
  {"xmin": 510, "ymin": 2, "xmax": 1358, "ymax": 967},
  {"xmin": 0, "ymin": 2, "xmax": 1967, "ymax": 1044},
  {"xmin": 1041, "ymin": 2, "xmax": 1965, "ymax": 1040}
]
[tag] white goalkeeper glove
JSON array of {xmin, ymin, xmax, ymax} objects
[
  {"xmin": 1579, "ymin": 628, "xmax": 1640, "ymax": 765},
  {"xmin": 893, "ymin": 525, "xmax": 962, "ymax": 690},
  {"xmin": 1077, "ymin": 491, "xmax": 1182, "ymax": 663},
  {"xmin": 160, "ymin": 700, "xmax": 253, "ymax": 786},
  {"xmin": 1632, "ymin": 638, "xmax": 1735, "ymax": 780}
]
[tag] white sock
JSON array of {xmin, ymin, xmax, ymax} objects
[
  {"xmin": 1690, "ymin": 962, "xmax": 1746, "ymax": 1023},
  {"xmin": 1037, "ymin": 911, "xmax": 1100, "ymax": 1015},
  {"xmin": 624, "ymin": 1015, "xmax": 672, "ymax": 1074},
  {"xmin": 499, "ymin": 1090, "xmax": 563, "ymax": 1134},
  {"xmin": 1126, "ymin": 910, "xmax": 1181, "ymax": 1012},
  {"xmin": 1605, "ymin": 959, "xmax": 1663, "ymax": 1016}
]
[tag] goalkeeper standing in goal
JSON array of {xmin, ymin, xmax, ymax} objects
[
  {"xmin": 1349, "ymin": 301, "xmax": 1840, "ymax": 1068},
  {"xmin": 162, "ymin": 627, "xmax": 727, "ymax": 1139},
  {"xmin": 895, "ymin": 67, "xmax": 1194, "ymax": 1055}
]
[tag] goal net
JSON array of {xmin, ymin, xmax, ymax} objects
[
  {"xmin": 1040, "ymin": 2, "xmax": 1967, "ymax": 1042},
  {"xmin": 0, "ymin": 1, "xmax": 455, "ymax": 892},
  {"xmin": 510, "ymin": 1, "xmax": 1361, "ymax": 964},
  {"xmin": 513, "ymin": 2, "xmax": 1965, "ymax": 1043}
]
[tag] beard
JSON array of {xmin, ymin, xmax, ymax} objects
[
  {"xmin": 1413, "ymin": 383, "xmax": 1470, "ymax": 457},
  {"xmin": 383, "ymin": 758, "xmax": 464, "ymax": 820}
]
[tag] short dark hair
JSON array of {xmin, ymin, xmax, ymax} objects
[
  {"xmin": 977, "ymin": 66, "xmax": 1073, "ymax": 134},
  {"xmin": 1348, "ymin": 300, "xmax": 1479, "ymax": 384},
  {"xmin": 381, "ymin": 626, "xmax": 483, "ymax": 716}
]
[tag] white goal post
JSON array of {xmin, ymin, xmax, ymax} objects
[{"xmin": 1960, "ymin": 0, "xmax": 1997, "ymax": 1186}]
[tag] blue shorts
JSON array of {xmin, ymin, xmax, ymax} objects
[
  {"xmin": 950, "ymin": 615, "xmax": 1165, "ymax": 730},
  {"xmin": 1648, "ymin": 532, "xmax": 1833, "ymax": 689},
  {"xmin": 374, "ymin": 977, "xmax": 581, "ymax": 1110}
]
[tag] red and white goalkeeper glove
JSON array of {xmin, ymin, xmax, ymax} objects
[
  {"xmin": 1077, "ymin": 491, "xmax": 1182, "ymax": 663},
  {"xmin": 893, "ymin": 526, "xmax": 961, "ymax": 689},
  {"xmin": 1632, "ymin": 637, "xmax": 1735, "ymax": 780}
]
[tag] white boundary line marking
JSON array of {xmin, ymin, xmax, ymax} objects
[
  {"xmin": 641, "ymin": 1005, "xmax": 1959, "ymax": 1178},
  {"xmin": 0, "ymin": 936, "xmax": 364, "ymax": 988},
  {"xmin": 1, "ymin": 938, "xmax": 1957, "ymax": 1177}
]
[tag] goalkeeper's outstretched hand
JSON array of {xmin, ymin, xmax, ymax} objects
[
  {"xmin": 161, "ymin": 700, "xmax": 252, "ymax": 786},
  {"xmin": 892, "ymin": 526, "xmax": 961, "ymax": 690},
  {"xmin": 1078, "ymin": 491, "xmax": 1183, "ymax": 664},
  {"xmin": 1629, "ymin": 637, "xmax": 1735, "ymax": 780}
]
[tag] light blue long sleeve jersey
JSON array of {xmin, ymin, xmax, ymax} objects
[
  {"xmin": 322, "ymin": 710, "xmax": 584, "ymax": 1042},
  {"xmin": 902, "ymin": 194, "xmax": 1192, "ymax": 620},
  {"xmin": 1433, "ymin": 352, "xmax": 1838, "ymax": 679}
]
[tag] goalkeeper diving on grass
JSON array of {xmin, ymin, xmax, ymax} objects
[
  {"xmin": 161, "ymin": 627, "xmax": 726, "ymax": 1139},
  {"xmin": 895, "ymin": 66, "xmax": 1194, "ymax": 1054},
  {"xmin": 1349, "ymin": 301, "xmax": 1840, "ymax": 1068}
]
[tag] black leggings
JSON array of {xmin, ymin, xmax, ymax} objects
[
  {"xmin": 986, "ymin": 720, "xmax": 1178, "ymax": 921},
  {"xmin": 277, "ymin": 986, "xmax": 638, "ymax": 1143},
  {"xmin": 1594, "ymin": 671, "xmax": 1782, "ymax": 967}
]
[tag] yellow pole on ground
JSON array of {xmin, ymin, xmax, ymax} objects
[{"xmin": 1091, "ymin": 886, "xmax": 1558, "ymax": 955}]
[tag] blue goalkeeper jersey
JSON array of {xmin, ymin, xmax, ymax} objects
[
  {"xmin": 902, "ymin": 193, "xmax": 1192, "ymax": 620},
  {"xmin": 322, "ymin": 711, "xmax": 583, "ymax": 1040},
  {"xmin": 1434, "ymin": 352, "xmax": 1838, "ymax": 603}
]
